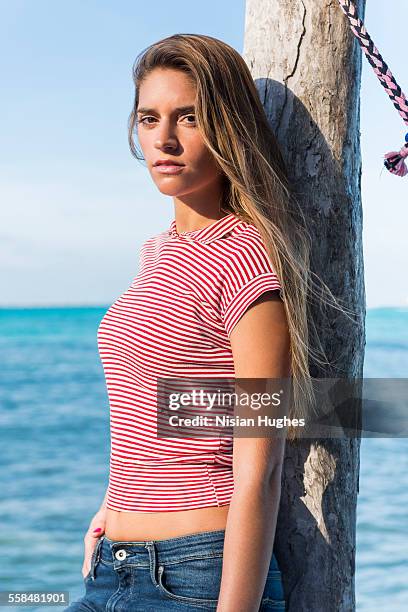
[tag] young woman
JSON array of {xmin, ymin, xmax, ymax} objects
[{"xmin": 65, "ymin": 33, "xmax": 347, "ymax": 611}]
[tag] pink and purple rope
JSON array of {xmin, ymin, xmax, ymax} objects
[{"xmin": 336, "ymin": 0, "xmax": 408, "ymax": 176}]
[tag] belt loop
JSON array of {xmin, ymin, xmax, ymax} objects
[{"xmin": 145, "ymin": 541, "xmax": 158, "ymax": 587}]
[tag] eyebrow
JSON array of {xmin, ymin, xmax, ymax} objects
[{"xmin": 136, "ymin": 105, "xmax": 196, "ymax": 114}]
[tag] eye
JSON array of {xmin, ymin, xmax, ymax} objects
[
  {"xmin": 137, "ymin": 116, "xmax": 156, "ymax": 125},
  {"xmin": 136, "ymin": 114, "xmax": 196, "ymax": 126},
  {"xmin": 182, "ymin": 114, "xmax": 196, "ymax": 124}
]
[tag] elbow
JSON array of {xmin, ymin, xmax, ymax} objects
[{"xmin": 234, "ymin": 462, "xmax": 283, "ymax": 499}]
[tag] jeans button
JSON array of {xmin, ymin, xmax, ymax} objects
[{"xmin": 115, "ymin": 549, "xmax": 127, "ymax": 561}]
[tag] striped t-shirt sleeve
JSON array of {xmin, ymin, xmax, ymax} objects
[{"xmin": 220, "ymin": 237, "xmax": 282, "ymax": 337}]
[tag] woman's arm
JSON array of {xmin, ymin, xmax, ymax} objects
[
  {"xmin": 98, "ymin": 486, "xmax": 109, "ymax": 514},
  {"xmin": 82, "ymin": 486, "xmax": 109, "ymax": 578},
  {"xmin": 216, "ymin": 291, "xmax": 291, "ymax": 612}
]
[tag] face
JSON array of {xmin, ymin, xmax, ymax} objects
[{"xmin": 136, "ymin": 68, "xmax": 224, "ymax": 202}]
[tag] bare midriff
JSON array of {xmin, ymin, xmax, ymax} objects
[{"xmin": 105, "ymin": 504, "xmax": 230, "ymax": 542}]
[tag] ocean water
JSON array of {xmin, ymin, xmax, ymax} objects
[
  {"xmin": 356, "ymin": 308, "xmax": 408, "ymax": 611},
  {"xmin": 0, "ymin": 306, "xmax": 407, "ymax": 611}
]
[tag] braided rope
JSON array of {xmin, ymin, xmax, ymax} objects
[{"xmin": 336, "ymin": 0, "xmax": 408, "ymax": 176}]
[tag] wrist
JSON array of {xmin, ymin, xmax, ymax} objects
[{"xmin": 95, "ymin": 507, "xmax": 107, "ymax": 520}]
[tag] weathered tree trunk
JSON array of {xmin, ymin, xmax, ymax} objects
[{"xmin": 243, "ymin": 1, "xmax": 366, "ymax": 610}]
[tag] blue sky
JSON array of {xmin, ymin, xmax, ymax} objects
[{"xmin": 1, "ymin": 1, "xmax": 407, "ymax": 308}]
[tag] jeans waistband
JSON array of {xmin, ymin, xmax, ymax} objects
[{"xmin": 99, "ymin": 529, "xmax": 226, "ymax": 566}]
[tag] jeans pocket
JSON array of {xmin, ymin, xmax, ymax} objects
[
  {"xmin": 259, "ymin": 597, "xmax": 286, "ymax": 610},
  {"xmin": 260, "ymin": 565, "xmax": 286, "ymax": 610},
  {"xmin": 156, "ymin": 554, "xmax": 222, "ymax": 609}
]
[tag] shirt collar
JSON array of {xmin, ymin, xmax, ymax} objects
[{"xmin": 168, "ymin": 212, "xmax": 244, "ymax": 244}]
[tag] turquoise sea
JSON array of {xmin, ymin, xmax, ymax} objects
[{"xmin": 0, "ymin": 306, "xmax": 407, "ymax": 611}]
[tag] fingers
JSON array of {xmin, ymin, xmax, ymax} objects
[
  {"xmin": 82, "ymin": 513, "xmax": 106, "ymax": 579},
  {"xmin": 88, "ymin": 516, "xmax": 106, "ymax": 539},
  {"xmin": 82, "ymin": 561, "xmax": 90, "ymax": 580},
  {"xmin": 82, "ymin": 537, "xmax": 101, "ymax": 579}
]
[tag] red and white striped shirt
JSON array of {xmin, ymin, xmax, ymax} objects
[{"xmin": 97, "ymin": 212, "xmax": 282, "ymax": 512}]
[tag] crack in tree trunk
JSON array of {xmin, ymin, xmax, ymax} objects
[{"xmin": 278, "ymin": 0, "xmax": 307, "ymax": 134}]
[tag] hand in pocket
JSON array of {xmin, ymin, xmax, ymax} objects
[{"xmin": 82, "ymin": 511, "xmax": 106, "ymax": 579}]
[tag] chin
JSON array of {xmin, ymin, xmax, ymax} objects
[
  {"xmin": 156, "ymin": 185, "xmax": 182, "ymax": 196},
  {"xmin": 154, "ymin": 181, "xmax": 191, "ymax": 197}
]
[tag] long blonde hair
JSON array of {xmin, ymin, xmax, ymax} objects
[{"xmin": 127, "ymin": 33, "xmax": 359, "ymax": 441}]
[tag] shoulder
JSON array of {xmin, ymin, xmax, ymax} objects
[
  {"xmin": 217, "ymin": 221, "xmax": 282, "ymax": 336},
  {"xmin": 137, "ymin": 229, "xmax": 168, "ymax": 270},
  {"xmin": 220, "ymin": 221, "xmax": 276, "ymax": 276},
  {"xmin": 140, "ymin": 228, "xmax": 169, "ymax": 252}
]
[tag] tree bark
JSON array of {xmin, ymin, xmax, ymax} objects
[{"xmin": 243, "ymin": 1, "xmax": 366, "ymax": 610}]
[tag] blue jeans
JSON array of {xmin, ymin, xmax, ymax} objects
[{"xmin": 64, "ymin": 529, "xmax": 285, "ymax": 611}]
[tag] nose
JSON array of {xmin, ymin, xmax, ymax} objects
[{"xmin": 154, "ymin": 119, "xmax": 178, "ymax": 151}]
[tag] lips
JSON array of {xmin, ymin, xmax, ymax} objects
[
  {"xmin": 154, "ymin": 160, "xmax": 185, "ymax": 167},
  {"xmin": 154, "ymin": 164, "xmax": 186, "ymax": 174}
]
